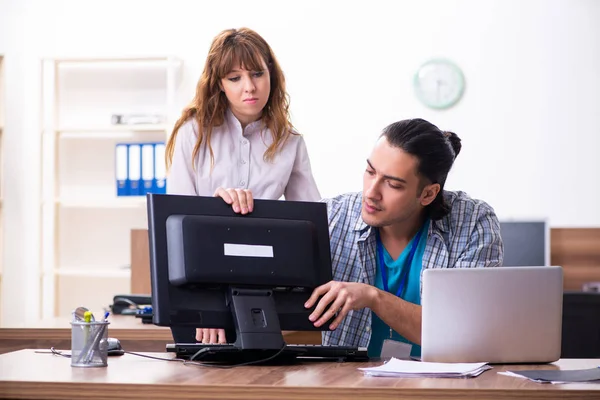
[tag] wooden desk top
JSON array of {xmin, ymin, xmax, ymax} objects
[{"xmin": 1, "ymin": 350, "xmax": 599, "ymax": 400}]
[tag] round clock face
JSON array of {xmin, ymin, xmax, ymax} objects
[{"xmin": 413, "ymin": 59, "xmax": 465, "ymax": 110}]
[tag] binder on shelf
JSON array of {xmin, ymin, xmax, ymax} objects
[
  {"xmin": 141, "ymin": 143, "xmax": 155, "ymax": 195},
  {"xmin": 115, "ymin": 141, "xmax": 165, "ymax": 197},
  {"xmin": 154, "ymin": 142, "xmax": 167, "ymax": 194},
  {"xmin": 115, "ymin": 143, "xmax": 129, "ymax": 196},
  {"xmin": 128, "ymin": 143, "xmax": 142, "ymax": 196}
]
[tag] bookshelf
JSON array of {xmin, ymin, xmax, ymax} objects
[{"xmin": 40, "ymin": 56, "xmax": 181, "ymax": 318}]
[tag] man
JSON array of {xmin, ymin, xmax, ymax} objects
[
  {"xmin": 303, "ymin": 118, "xmax": 503, "ymax": 357},
  {"xmin": 218, "ymin": 118, "xmax": 503, "ymax": 357}
]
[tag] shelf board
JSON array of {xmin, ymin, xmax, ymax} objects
[
  {"xmin": 51, "ymin": 268, "xmax": 131, "ymax": 278},
  {"xmin": 53, "ymin": 197, "xmax": 147, "ymax": 209},
  {"xmin": 54, "ymin": 124, "xmax": 168, "ymax": 134},
  {"xmin": 51, "ymin": 57, "xmax": 181, "ymax": 68}
]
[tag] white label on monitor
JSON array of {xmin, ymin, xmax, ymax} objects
[{"xmin": 224, "ymin": 243, "xmax": 274, "ymax": 258}]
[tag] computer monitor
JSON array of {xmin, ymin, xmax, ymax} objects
[
  {"xmin": 499, "ymin": 220, "xmax": 550, "ymax": 266},
  {"xmin": 147, "ymin": 193, "xmax": 333, "ymax": 351},
  {"xmin": 561, "ymin": 291, "xmax": 600, "ymax": 358}
]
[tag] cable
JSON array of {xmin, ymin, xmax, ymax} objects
[
  {"xmin": 188, "ymin": 347, "xmax": 213, "ymax": 362},
  {"xmin": 34, "ymin": 347, "xmax": 184, "ymax": 363},
  {"xmin": 34, "ymin": 347, "xmax": 72, "ymax": 358},
  {"xmin": 37, "ymin": 344, "xmax": 289, "ymax": 368},
  {"xmin": 124, "ymin": 351, "xmax": 185, "ymax": 362},
  {"xmin": 185, "ymin": 345, "xmax": 288, "ymax": 369}
]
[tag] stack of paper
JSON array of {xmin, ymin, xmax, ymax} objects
[{"xmin": 359, "ymin": 357, "xmax": 491, "ymax": 378}]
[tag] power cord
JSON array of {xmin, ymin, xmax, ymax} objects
[
  {"xmin": 36, "ymin": 344, "xmax": 289, "ymax": 368},
  {"xmin": 34, "ymin": 347, "xmax": 72, "ymax": 358},
  {"xmin": 123, "ymin": 351, "xmax": 185, "ymax": 362},
  {"xmin": 35, "ymin": 348, "xmax": 184, "ymax": 363}
]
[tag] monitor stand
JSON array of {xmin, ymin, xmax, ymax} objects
[
  {"xmin": 171, "ymin": 287, "xmax": 296, "ymax": 365},
  {"xmin": 228, "ymin": 287, "xmax": 285, "ymax": 351}
]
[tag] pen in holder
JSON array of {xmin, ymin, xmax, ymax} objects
[{"xmin": 70, "ymin": 320, "xmax": 110, "ymax": 367}]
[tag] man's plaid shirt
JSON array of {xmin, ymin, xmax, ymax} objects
[{"xmin": 321, "ymin": 190, "xmax": 503, "ymax": 347}]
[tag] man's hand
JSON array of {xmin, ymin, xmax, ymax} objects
[
  {"xmin": 213, "ymin": 187, "xmax": 254, "ymax": 214},
  {"xmin": 304, "ymin": 281, "xmax": 377, "ymax": 330},
  {"xmin": 196, "ymin": 328, "xmax": 227, "ymax": 344}
]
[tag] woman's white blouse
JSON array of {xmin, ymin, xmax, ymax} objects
[{"xmin": 167, "ymin": 109, "xmax": 321, "ymax": 202}]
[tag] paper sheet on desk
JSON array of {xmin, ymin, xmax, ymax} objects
[
  {"xmin": 359, "ymin": 357, "xmax": 491, "ymax": 378},
  {"xmin": 498, "ymin": 368, "xmax": 600, "ymax": 384}
]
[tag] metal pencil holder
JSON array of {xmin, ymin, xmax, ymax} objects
[{"xmin": 70, "ymin": 320, "xmax": 110, "ymax": 367}]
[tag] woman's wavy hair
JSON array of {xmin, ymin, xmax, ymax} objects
[{"xmin": 165, "ymin": 27, "xmax": 294, "ymax": 170}]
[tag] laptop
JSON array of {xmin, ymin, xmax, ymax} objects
[{"xmin": 421, "ymin": 266, "xmax": 563, "ymax": 364}]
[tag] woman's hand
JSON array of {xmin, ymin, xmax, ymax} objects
[
  {"xmin": 196, "ymin": 328, "xmax": 227, "ymax": 344},
  {"xmin": 213, "ymin": 187, "xmax": 254, "ymax": 214}
]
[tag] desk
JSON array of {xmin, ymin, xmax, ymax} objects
[
  {"xmin": 0, "ymin": 350, "xmax": 599, "ymax": 399},
  {"xmin": 0, "ymin": 315, "xmax": 321, "ymax": 354}
]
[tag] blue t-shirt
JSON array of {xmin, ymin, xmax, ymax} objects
[{"xmin": 368, "ymin": 219, "xmax": 430, "ymax": 358}]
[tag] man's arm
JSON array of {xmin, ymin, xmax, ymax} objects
[{"xmin": 370, "ymin": 290, "xmax": 422, "ymax": 344}]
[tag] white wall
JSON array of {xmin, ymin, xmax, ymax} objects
[{"xmin": 0, "ymin": 0, "xmax": 599, "ymax": 323}]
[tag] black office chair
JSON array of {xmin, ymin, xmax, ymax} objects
[{"xmin": 561, "ymin": 291, "xmax": 600, "ymax": 358}]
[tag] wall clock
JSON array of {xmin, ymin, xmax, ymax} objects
[{"xmin": 413, "ymin": 58, "xmax": 465, "ymax": 110}]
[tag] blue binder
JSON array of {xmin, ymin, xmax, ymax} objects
[
  {"xmin": 141, "ymin": 143, "xmax": 155, "ymax": 195},
  {"xmin": 128, "ymin": 143, "xmax": 142, "ymax": 196},
  {"xmin": 115, "ymin": 143, "xmax": 129, "ymax": 196},
  {"xmin": 154, "ymin": 142, "xmax": 167, "ymax": 194}
]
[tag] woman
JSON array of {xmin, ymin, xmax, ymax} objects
[{"xmin": 166, "ymin": 27, "xmax": 321, "ymax": 344}]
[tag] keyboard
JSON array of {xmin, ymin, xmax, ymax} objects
[{"xmin": 167, "ymin": 342, "xmax": 369, "ymax": 363}]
